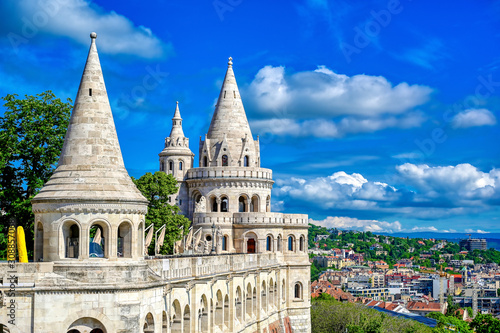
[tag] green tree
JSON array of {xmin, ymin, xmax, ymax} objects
[
  {"xmin": 0, "ymin": 91, "xmax": 72, "ymax": 258},
  {"xmin": 469, "ymin": 313, "xmax": 500, "ymax": 333},
  {"xmin": 132, "ymin": 171, "xmax": 191, "ymax": 254}
]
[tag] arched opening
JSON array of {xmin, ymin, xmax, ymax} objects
[
  {"xmin": 162, "ymin": 311, "xmax": 168, "ymax": 333},
  {"xmin": 0, "ymin": 326, "xmax": 10, "ymax": 333},
  {"xmin": 89, "ymin": 222, "xmax": 108, "ymax": 258},
  {"xmin": 246, "ymin": 283, "xmax": 253, "ymax": 319},
  {"xmin": 282, "ymin": 279, "xmax": 286, "ymax": 302},
  {"xmin": 62, "ymin": 221, "xmax": 80, "ymax": 259},
  {"xmin": 244, "ymin": 155, "xmax": 249, "ymax": 167},
  {"xmin": 137, "ymin": 222, "xmax": 144, "ymax": 257},
  {"xmin": 274, "ymin": 282, "xmax": 278, "ymax": 308},
  {"xmin": 199, "ymin": 295, "xmax": 208, "ymax": 333},
  {"xmin": 171, "ymin": 300, "xmax": 182, "ymax": 332},
  {"xmin": 261, "ymin": 281, "xmax": 267, "ymax": 313},
  {"xmin": 223, "ymin": 294, "xmax": 229, "ymax": 328},
  {"xmin": 247, "ymin": 238, "xmax": 256, "ymax": 254},
  {"xmin": 222, "ymin": 235, "xmax": 228, "ymax": 251},
  {"xmin": 251, "ymin": 195, "xmax": 259, "ymax": 212},
  {"xmin": 269, "ymin": 278, "xmax": 274, "ymax": 309},
  {"xmin": 222, "ymin": 155, "xmax": 228, "ymax": 166},
  {"xmin": 210, "ymin": 196, "xmax": 218, "ymax": 212},
  {"xmin": 67, "ymin": 317, "xmax": 106, "ymax": 333},
  {"xmin": 266, "ymin": 196, "xmax": 270, "ymax": 212},
  {"xmin": 238, "ymin": 196, "xmax": 247, "ymax": 212},
  {"xmin": 215, "ymin": 290, "xmax": 223, "ymax": 330},
  {"xmin": 299, "ymin": 235, "xmax": 305, "ymax": 252},
  {"xmin": 160, "ymin": 161, "xmax": 165, "ymax": 171},
  {"xmin": 252, "ymin": 287, "xmax": 257, "ymax": 316},
  {"xmin": 220, "ymin": 196, "xmax": 229, "ymax": 212},
  {"xmin": 288, "ymin": 235, "xmax": 295, "ymax": 252},
  {"xmin": 266, "ymin": 235, "xmax": 272, "ymax": 252},
  {"xmin": 67, "ymin": 330, "xmax": 79, "ymax": 333},
  {"xmin": 179, "ymin": 161, "xmax": 183, "ymax": 171},
  {"xmin": 183, "ymin": 305, "xmax": 191, "ymax": 333},
  {"xmin": 169, "ymin": 160, "xmax": 173, "ymax": 171},
  {"xmin": 235, "ymin": 287, "xmax": 243, "ymax": 323},
  {"xmin": 143, "ymin": 312, "xmax": 154, "ymax": 333},
  {"xmin": 294, "ymin": 283, "xmax": 303, "ymax": 299},
  {"xmin": 203, "ymin": 156, "xmax": 208, "ymax": 167},
  {"xmin": 117, "ymin": 221, "xmax": 132, "ymax": 258},
  {"xmin": 277, "ymin": 235, "xmax": 282, "ymax": 252},
  {"xmin": 35, "ymin": 221, "xmax": 44, "ymax": 261}
]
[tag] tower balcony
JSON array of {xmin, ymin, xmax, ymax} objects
[
  {"xmin": 185, "ymin": 166, "xmax": 273, "ymax": 181},
  {"xmin": 192, "ymin": 212, "xmax": 308, "ymax": 226}
]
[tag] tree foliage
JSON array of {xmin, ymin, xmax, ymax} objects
[
  {"xmin": 0, "ymin": 91, "xmax": 72, "ymax": 258},
  {"xmin": 469, "ymin": 313, "xmax": 500, "ymax": 333},
  {"xmin": 311, "ymin": 294, "xmax": 433, "ymax": 333},
  {"xmin": 132, "ymin": 171, "xmax": 191, "ymax": 254}
]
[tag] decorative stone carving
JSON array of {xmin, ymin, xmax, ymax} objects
[{"xmin": 195, "ymin": 196, "xmax": 206, "ymax": 212}]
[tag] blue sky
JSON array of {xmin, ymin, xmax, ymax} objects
[{"xmin": 1, "ymin": 0, "xmax": 499, "ymax": 234}]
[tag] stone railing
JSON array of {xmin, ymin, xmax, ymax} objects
[
  {"xmin": 185, "ymin": 167, "xmax": 273, "ymax": 181},
  {"xmin": 192, "ymin": 212, "xmax": 308, "ymax": 226},
  {"xmin": 146, "ymin": 253, "xmax": 278, "ymax": 281},
  {"xmin": 192, "ymin": 212, "xmax": 234, "ymax": 225}
]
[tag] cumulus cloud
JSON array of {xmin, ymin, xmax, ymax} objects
[
  {"xmin": 465, "ymin": 229, "xmax": 490, "ymax": 234},
  {"xmin": 274, "ymin": 163, "xmax": 500, "ymax": 221},
  {"xmin": 451, "ymin": 108, "xmax": 497, "ymax": 128},
  {"xmin": 2, "ymin": 0, "xmax": 169, "ymax": 58},
  {"xmin": 396, "ymin": 163, "xmax": 499, "ymax": 202},
  {"xmin": 245, "ymin": 65, "xmax": 432, "ymax": 118},
  {"xmin": 251, "ymin": 112, "xmax": 425, "ymax": 138},
  {"xmin": 311, "ymin": 216, "xmax": 403, "ymax": 233}
]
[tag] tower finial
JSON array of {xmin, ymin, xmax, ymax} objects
[
  {"xmin": 228, "ymin": 57, "xmax": 233, "ymax": 68},
  {"xmin": 90, "ymin": 32, "xmax": 97, "ymax": 39}
]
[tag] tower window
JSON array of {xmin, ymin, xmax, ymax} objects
[
  {"xmin": 244, "ymin": 155, "xmax": 249, "ymax": 167},
  {"xmin": 89, "ymin": 88, "xmax": 92, "ymax": 96},
  {"xmin": 222, "ymin": 155, "xmax": 228, "ymax": 166},
  {"xmin": 160, "ymin": 161, "xmax": 165, "ymax": 171},
  {"xmin": 233, "ymin": 91, "xmax": 236, "ymax": 98},
  {"xmin": 224, "ymin": 91, "xmax": 226, "ymax": 98},
  {"xmin": 169, "ymin": 161, "xmax": 173, "ymax": 171},
  {"xmin": 179, "ymin": 161, "xmax": 183, "ymax": 170}
]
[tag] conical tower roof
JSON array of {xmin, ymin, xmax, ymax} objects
[
  {"xmin": 169, "ymin": 101, "xmax": 185, "ymax": 138},
  {"xmin": 207, "ymin": 57, "xmax": 254, "ymax": 141},
  {"xmin": 33, "ymin": 33, "xmax": 147, "ymax": 204}
]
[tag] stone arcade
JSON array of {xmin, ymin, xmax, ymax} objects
[{"xmin": 0, "ymin": 33, "xmax": 310, "ymax": 333}]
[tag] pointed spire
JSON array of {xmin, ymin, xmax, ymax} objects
[
  {"xmin": 33, "ymin": 33, "xmax": 147, "ymax": 204},
  {"xmin": 207, "ymin": 57, "xmax": 253, "ymax": 141},
  {"xmin": 169, "ymin": 101, "xmax": 185, "ymax": 138}
]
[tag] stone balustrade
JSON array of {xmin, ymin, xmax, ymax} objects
[
  {"xmin": 192, "ymin": 212, "xmax": 308, "ymax": 226},
  {"xmin": 146, "ymin": 253, "xmax": 278, "ymax": 281},
  {"xmin": 185, "ymin": 167, "xmax": 273, "ymax": 181}
]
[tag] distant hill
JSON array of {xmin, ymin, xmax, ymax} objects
[{"xmin": 383, "ymin": 232, "xmax": 500, "ymax": 251}]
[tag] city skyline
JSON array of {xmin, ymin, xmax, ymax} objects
[{"xmin": 0, "ymin": 0, "xmax": 499, "ymax": 233}]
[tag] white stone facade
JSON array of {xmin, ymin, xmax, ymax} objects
[{"xmin": 0, "ymin": 34, "xmax": 310, "ymax": 333}]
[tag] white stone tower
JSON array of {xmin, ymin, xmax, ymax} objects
[
  {"xmin": 159, "ymin": 102, "xmax": 194, "ymax": 215},
  {"xmin": 31, "ymin": 32, "xmax": 148, "ymax": 262}
]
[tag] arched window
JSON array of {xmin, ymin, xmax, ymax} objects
[
  {"xmin": 266, "ymin": 236, "xmax": 272, "ymax": 251},
  {"xmin": 288, "ymin": 236, "xmax": 294, "ymax": 252},
  {"xmin": 222, "ymin": 235, "xmax": 228, "ymax": 251},
  {"xmin": 160, "ymin": 161, "xmax": 165, "ymax": 171},
  {"xmin": 244, "ymin": 155, "xmax": 249, "ymax": 167},
  {"xmin": 144, "ymin": 312, "xmax": 155, "ymax": 333},
  {"xmin": 238, "ymin": 196, "xmax": 246, "ymax": 212},
  {"xmin": 221, "ymin": 197, "xmax": 229, "ymax": 212},
  {"xmin": 90, "ymin": 223, "xmax": 107, "ymax": 258},
  {"xmin": 299, "ymin": 236, "xmax": 304, "ymax": 252},
  {"xmin": 251, "ymin": 195, "xmax": 259, "ymax": 212},
  {"xmin": 179, "ymin": 161, "xmax": 183, "ymax": 171},
  {"xmin": 222, "ymin": 155, "xmax": 228, "ymax": 166},
  {"xmin": 211, "ymin": 197, "xmax": 218, "ymax": 212},
  {"xmin": 169, "ymin": 161, "xmax": 173, "ymax": 171},
  {"xmin": 62, "ymin": 221, "xmax": 80, "ymax": 259},
  {"xmin": 266, "ymin": 196, "xmax": 271, "ymax": 212},
  {"xmin": 247, "ymin": 238, "xmax": 256, "ymax": 254},
  {"xmin": 203, "ymin": 156, "xmax": 208, "ymax": 167},
  {"xmin": 117, "ymin": 222, "xmax": 132, "ymax": 258},
  {"xmin": 294, "ymin": 283, "xmax": 302, "ymax": 299}
]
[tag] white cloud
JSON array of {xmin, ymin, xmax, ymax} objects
[
  {"xmin": 3, "ymin": 0, "xmax": 168, "ymax": 58},
  {"xmin": 411, "ymin": 226, "xmax": 438, "ymax": 232},
  {"xmin": 396, "ymin": 163, "xmax": 498, "ymax": 201},
  {"xmin": 246, "ymin": 65, "xmax": 432, "ymax": 118},
  {"xmin": 251, "ymin": 112, "xmax": 425, "ymax": 138},
  {"xmin": 465, "ymin": 229, "xmax": 490, "ymax": 234},
  {"xmin": 451, "ymin": 109, "xmax": 497, "ymax": 129},
  {"xmin": 310, "ymin": 216, "xmax": 403, "ymax": 233}
]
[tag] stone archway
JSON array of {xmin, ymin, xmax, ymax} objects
[{"xmin": 67, "ymin": 317, "xmax": 107, "ymax": 333}]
